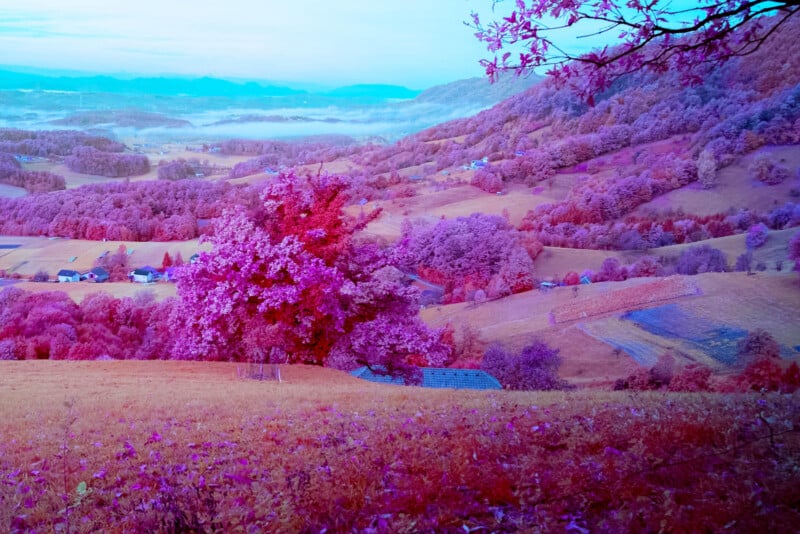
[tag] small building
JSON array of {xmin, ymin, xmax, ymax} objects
[
  {"xmin": 539, "ymin": 281, "xmax": 558, "ymax": 290},
  {"xmin": 469, "ymin": 157, "xmax": 489, "ymax": 170},
  {"xmin": 189, "ymin": 253, "xmax": 200, "ymax": 264},
  {"xmin": 350, "ymin": 367, "xmax": 502, "ymax": 390},
  {"xmin": 580, "ymin": 275, "xmax": 592, "ymax": 285},
  {"xmin": 57, "ymin": 269, "xmax": 81, "ymax": 283},
  {"xmin": 130, "ymin": 268, "xmax": 155, "ymax": 283},
  {"xmin": 82, "ymin": 267, "xmax": 109, "ymax": 283}
]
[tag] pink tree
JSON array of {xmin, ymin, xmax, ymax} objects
[
  {"xmin": 472, "ymin": 1, "xmax": 799, "ymax": 100},
  {"xmin": 172, "ymin": 172, "xmax": 449, "ymax": 379}
]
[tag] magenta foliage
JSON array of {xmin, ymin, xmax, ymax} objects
[
  {"xmin": 470, "ymin": 167, "xmax": 503, "ymax": 193},
  {"xmin": 172, "ymin": 171, "xmax": 449, "ymax": 374},
  {"xmin": 224, "ymin": 136, "xmax": 358, "ymax": 178},
  {"xmin": 594, "ymin": 258, "xmax": 627, "ymax": 283},
  {"xmin": 0, "ymin": 287, "xmax": 176, "ymax": 360},
  {"xmin": 0, "ymin": 180, "xmax": 260, "ymax": 241},
  {"xmin": 471, "ymin": 1, "xmax": 799, "ymax": 99},
  {"xmin": 0, "ymin": 152, "xmax": 65, "ymax": 193},
  {"xmin": 157, "ymin": 158, "xmax": 221, "ymax": 181},
  {"xmin": 396, "ymin": 213, "xmax": 537, "ymax": 302}
]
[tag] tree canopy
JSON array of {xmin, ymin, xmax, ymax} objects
[
  {"xmin": 172, "ymin": 171, "xmax": 449, "ymax": 380},
  {"xmin": 472, "ymin": 0, "xmax": 800, "ymax": 100}
]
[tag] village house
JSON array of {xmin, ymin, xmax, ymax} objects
[
  {"xmin": 130, "ymin": 267, "xmax": 159, "ymax": 283},
  {"xmin": 81, "ymin": 267, "xmax": 109, "ymax": 283},
  {"xmin": 57, "ymin": 269, "xmax": 81, "ymax": 283}
]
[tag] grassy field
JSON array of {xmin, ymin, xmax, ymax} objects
[
  {"xmin": 0, "ymin": 236, "xmax": 207, "ymax": 279},
  {"xmin": 422, "ymin": 271, "xmax": 800, "ymax": 386},
  {"xmin": 0, "ymin": 361, "xmax": 798, "ymax": 532}
]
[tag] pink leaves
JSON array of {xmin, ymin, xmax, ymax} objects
[
  {"xmin": 474, "ymin": 0, "xmax": 796, "ymax": 101},
  {"xmin": 174, "ymin": 170, "xmax": 445, "ymax": 372}
]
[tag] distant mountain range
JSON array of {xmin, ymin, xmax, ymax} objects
[
  {"xmin": 0, "ymin": 68, "xmax": 426, "ymax": 100},
  {"xmin": 0, "ymin": 67, "xmax": 537, "ymax": 106},
  {"xmin": 0, "ymin": 69, "xmax": 305, "ymax": 98}
]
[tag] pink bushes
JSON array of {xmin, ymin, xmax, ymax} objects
[
  {"xmin": 470, "ymin": 168, "xmax": 503, "ymax": 193},
  {"xmin": 619, "ymin": 330, "xmax": 799, "ymax": 393},
  {"xmin": 0, "ymin": 287, "xmax": 176, "ymax": 360},
  {"xmin": 749, "ymin": 153, "xmax": 791, "ymax": 185},
  {"xmin": 156, "ymin": 158, "xmax": 221, "ymax": 180},
  {"xmin": 396, "ymin": 213, "xmax": 539, "ymax": 302},
  {"xmin": 64, "ymin": 146, "xmax": 150, "ymax": 177}
]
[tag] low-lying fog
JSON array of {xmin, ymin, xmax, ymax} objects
[{"xmin": 0, "ymin": 91, "xmax": 486, "ymax": 142}]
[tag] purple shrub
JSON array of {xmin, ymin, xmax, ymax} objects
[
  {"xmin": 675, "ymin": 245, "xmax": 728, "ymax": 275},
  {"xmin": 789, "ymin": 231, "xmax": 800, "ymax": 272},
  {"xmin": 737, "ymin": 329, "xmax": 781, "ymax": 366},
  {"xmin": 745, "ymin": 223, "xmax": 769, "ymax": 249},
  {"xmin": 749, "ymin": 154, "xmax": 789, "ymax": 185},
  {"xmin": 481, "ymin": 339, "xmax": 566, "ymax": 391},
  {"xmin": 470, "ymin": 168, "xmax": 503, "ymax": 193},
  {"xmin": 31, "ymin": 270, "xmax": 49, "ymax": 282},
  {"xmin": 594, "ymin": 257, "xmax": 627, "ymax": 282},
  {"xmin": 627, "ymin": 256, "xmax": 665, "ymax": 278},
  {"xmin": 735, "ymin": 251, "xmax": 753, "ymax": 272},
  {"xmin": 396, "ymin": 213, "xmax": 534, "ymax": 301}
]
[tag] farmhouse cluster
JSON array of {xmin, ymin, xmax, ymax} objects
[{"xmin": 54, "ymin": 253, "xmax": 199, "ymax": 284}]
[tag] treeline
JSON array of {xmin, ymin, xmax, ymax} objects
[
  {"xmin": 0, "ymin": 180, "xmax": 261, "ymax": 241},
  {"xmin": 65, "ymin": 146, "xmax": 150, "ymax": 177},
  {"xmin": 0, "ymin": 153, "xmax": 65, "ymax": 193},
  {"xmin": 0, "ymin": 288, "xmax": 176, "ymax": 361},
  {"xmin": 0, "ymin": 128, "xmax": 124, "ymax": 156},
  {"xmin": 221, "ymin": 135, "xmax": 362, "ymax": 178},
  {"xmin": 157, "ymin": 158, "xmax": 225, "ymax": 181}
]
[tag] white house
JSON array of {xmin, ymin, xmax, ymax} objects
[
  {"xmin": 57, "ymin": 269, "xmax": 81, "ymax": 283},
  {"xmin": 130, "ymin": 269, "xmax": 155, "ymax": 283}
]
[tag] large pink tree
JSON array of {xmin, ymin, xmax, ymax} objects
[
  {"xmin": 172, "ymin": 172, "xmax": 449, "ymax": 380},
  {"xmin": 472, "ymin": 1, "xmax": 799, "ymax": 100}
]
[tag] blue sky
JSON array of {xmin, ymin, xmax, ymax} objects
[{"xmin": 0, "ymin": 0, "xmax": 498, "ymax": 89}]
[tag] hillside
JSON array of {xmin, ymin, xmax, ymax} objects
[
  {"xmin": 1, "ymin": 14, "xmax": 799, "ymax": 388},
  {"xmin": 413, "ymin": 72, "xmax": 542, "ymax": 108},
  {"xmin": 2, "ymin": 360, "xmax": 797, "ymax": 531}
]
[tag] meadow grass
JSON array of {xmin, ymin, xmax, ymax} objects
[{"xmin": 1, "ymin": 361, "xmax": 798, "ymax": 532}]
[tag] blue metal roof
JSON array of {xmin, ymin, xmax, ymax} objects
[{"xmin": 351, "ymin": 366, "xmax": 502, "ymax": 390}]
